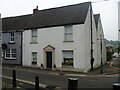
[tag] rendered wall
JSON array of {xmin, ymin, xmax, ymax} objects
[
  {"xmin": 2, "ymin": 32, "xmax": 22, "ymax": 65},
  {"xmin": 23, "ymin": 24, "xmax": 87, "ymax": 71}
]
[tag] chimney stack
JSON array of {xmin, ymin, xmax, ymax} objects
[{"xmin": 33, "ymin": 6, "xmax": 39, "ymax": 14}]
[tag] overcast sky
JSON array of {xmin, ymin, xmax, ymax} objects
[{"xmin": 0, "ymin": 0, "xmax": 119, "ymax": 40}]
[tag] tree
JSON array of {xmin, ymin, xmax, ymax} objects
[
  {"xmin": 106, "ymin": 47, "xmax": 114, "ymax": 61},
  {"xmin": 117, "ymin": 41, "xmax": 120, "ymax": 54}
]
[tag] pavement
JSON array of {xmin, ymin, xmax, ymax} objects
[
  {"xmin": 2, "ymin": 59, "xmax": 120, "ymax": 90},
  {"xmin": 2, "ymin": 60, "xmax": 120, "ymax": 76}
]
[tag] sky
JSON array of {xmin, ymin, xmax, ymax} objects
[{"xmin": 0, "ymin": 0, "xmax": 119, "ymax": 41}]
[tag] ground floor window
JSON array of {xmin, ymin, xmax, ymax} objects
[
  {"xmin": 5, "ymin": 49, "xmax": 17, "ymax": 59},
  {"xmin": 62, "ymin": 50, "xmax": 73, "ymax": 66},
  {"xmin": 31, "ymin": 52, "xmax": 37, "ymax": 64}
]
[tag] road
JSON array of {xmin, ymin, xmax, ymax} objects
[{"xmin": 2, "ymin": 66, "xmax": 119, "ymax": 89}]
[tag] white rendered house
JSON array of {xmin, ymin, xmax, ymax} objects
[
  {"xmin": 94, "ymin": 14, "xmax": 106, "ymax": 68},
  {"xmin": 22, "ymin": 2, "xmax": 106, "ymax": 72}
]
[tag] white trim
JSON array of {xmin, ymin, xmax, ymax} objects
[
  {"xmin": 31, "ymin": 29, "xmax": 37, "ymax": 43},
  {"xmin": 64, "ymin": 25, "xmax": 73, "ymax": 41},
  {"xmin": 5, "ymin": 49, "xmax": 17, "ymax": 59},
  {"xmin": 10, "ymin": 32, "xmax": 15, "ymax": 42}
]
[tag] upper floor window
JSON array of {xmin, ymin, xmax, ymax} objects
[
  {"xmin": 10, "ymin": 32, "xmax": 15, "ymax": 42},
  {"xmin": 31, "ymin": 29, "xmax": 37, "ymax": 43},
  {"xmin": 64, "ymin": 25, "xmax": 73, "ymax": 41}
]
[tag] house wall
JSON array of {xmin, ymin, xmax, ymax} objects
[
  {"xmin": 84, "ymin": 6, "xmax": 98, "ymax": 71},
  {"xmin": 96, "ymin": 20, "xmax": 101, "ymax": 66},
  {"xmin": 2, "ymin": 32, "xmax": 22, "ymax": 65},
  {"xmin": 97, "ymin": 17, "xmax": 106, "ymax": 64},
  {"xmin": 23, "ymin": 5, "xmax": 101, "ymax": 72},
  {"xmin": 91, "ymin": 9, "xmax": 98, "ymax": 68},
  {"xmin": 23, "ymin": 23, "xmax": 87, "ymax": 71},
  {"xmin": 0, "ymin": 14, "xmax": 2, "ymax": 83},
  {"xmin": 0, "ymin": 14, "xmax": 2, "ymax": 65},
  {"xmin": 84, "ymin": 6, "xmax": 91, "ymax": 71},
  {"xmin": 118, "ymin": 1, "xmax": 120, "ymax": 42}
]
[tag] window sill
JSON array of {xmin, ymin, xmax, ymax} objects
[
  {"xmin": 31, "ymin": 64, "xmax": 37, "ymax": 65},
  {"xmin": 4, "ymin": 58, "xmax": 17, "ymax": 60},
  {"xmin": 63, "ymin": 41, "xmax": 74, "ymax": 42},
  {"xmin": 62, "ymin": 66, "xmax": 74, "ymax": 68},
  {"xmin": 8, "ymin": 42, "xmax": 15, "ymax": 44},
  {"xmin": 30, "ymin": 42, "xmax": 38, "ymax": 44}
]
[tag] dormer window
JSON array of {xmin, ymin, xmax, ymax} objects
[{"xmin": 10, "ymin": 32, "xmax": 15, "ymax": 43}]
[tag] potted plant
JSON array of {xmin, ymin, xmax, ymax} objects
[
  {"xmin": 53, "ymin": 64, "xmax": 56, "ymax": 68},
  {"xmin": 31, "ymin": 61, "xmax": 37, "ymax": 65},
  {"xmin": 41, "ymin": 63, "xmax": 44, "ymax": 69}
]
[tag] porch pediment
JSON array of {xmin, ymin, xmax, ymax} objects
[{"xmin": 43, "ymin": 45, "xmax": 55, "ymax": 50}]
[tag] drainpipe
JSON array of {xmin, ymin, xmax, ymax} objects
[
  {"xmin": 20, "ymin": 32, "xmax": 23, "ymax": 66},
  {"xmin": 90, "ymin": 2, "xmax": 94, "ymax": 71}
]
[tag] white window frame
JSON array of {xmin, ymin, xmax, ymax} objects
[
  {"xmin": 32, "ymin": 52, "xmax": 37, "ymax": 62},
  {"xmin": 2, "ymin": 50, "xmax": 4, "ymax": 58},
  {"xmin": 64, "ymin": 25, "xmax": 73, "ymax": 41},
  {"xmin": 5, "ymin": 49, "xmax": 17, "ymax": 59},
  {"xmin": 31, "ymin": 29, "xmax": 37, "ymax": 43},
  {"xmin": 10, "ymin": 32, "xmax": 15, "ymax": 43},
  {"xmin": 62, "ymin": 50, "xmax": 74, "ymax": 66}
]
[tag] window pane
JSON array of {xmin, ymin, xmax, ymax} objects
[
  {"xmin": 11, "ymin": 38, "xmax": 14, "ymax": 41},
  {"xmin": 32, "ymin": 30, "xmax": 37, "ymax": 37},
  {"xmin": 6, "ymin": 49, "xmax": 10, "ymax": 58},
  {"xmin": 65, "ymin": 25, "xmax": 73, "ymax": 33},
  {"xmin": 64, "ymin": 25, "xmax": 73, "ymax": 41},
  {"xmin": 64, "ymin": 34, "xmax": 73, "ymax": 41},
  {"xmin": 32, "ymin": 37, "xmax": 37, "ymax": 42},
  {"xmin": 32, "ymin": 52, "xmax": 37, "ymax": 61},
  {"xmin": 10, "ymin": 33, "xmax": 14, "ymax": 42},
  {"xmin": 2, "ymin": 51, "xmax": 4, "ymax": 58},
  {"xmin": 12, "ymin": 49, "xmax": 16, "ymax": 58},
  {"xmin": 11, "ymin": 33, "xmax": 14, "ymax": 36},
  {"xmin": 6, "ymin": 54, "xmax": 10, "ymax": 57},
  {"xmin": 12, "ymin": 49, "xmax": 16, "ymax": 53},
  {"xmin": 6, "ymin": 49, "xmax": 10, "ymax": 53},
  {"xmin": 62, "ymin": 51, "xmax": 73, "ymax": 66},
  {"xmin": 63, "ymin": 58, "xmax": 73, "ymax": 66},
  {"xmin": 63, "ymin": 51, "xmax": 73, "ymax": 58},
  {"xmin": 31, "ymin": 29, "xmax": 37, "ymax": 42},
  {"xmin": 12, "ymin": 54, "xmax": 16, "ymax": 58}
]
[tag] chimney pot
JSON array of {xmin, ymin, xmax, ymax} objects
[
  {"xmin": 36, "ymin": 6, "xmax": 38, "ymax": 9},
  {"xmin": 33, "ymin": 6, "xmax": 39, "ymax": 14}
]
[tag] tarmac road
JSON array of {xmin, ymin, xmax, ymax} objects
[{"xmin": 2, "ymin": 66, "xmax": 119, "ymax": 89}]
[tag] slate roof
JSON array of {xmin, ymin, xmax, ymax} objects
[
  {"xmin": 2, "ymin": 14, "xmax": 32, "ymax": 32},
  {"xmin": 2, "ymin": 2, "xmax": 91, "ymax": 32},
  {"xmin": 94, "ymin": 14, "xmax": 100, "ymax": 29}
]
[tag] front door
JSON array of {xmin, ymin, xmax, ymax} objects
[{"xmin": 46, "ymin": 52, "xmax": 52, "ymax": 69}]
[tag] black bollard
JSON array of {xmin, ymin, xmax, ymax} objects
[
  {"xmin": 68, "ymin": 78, "xmax": 78, "ymax": 90},
  {"xmin": 12, "ymin": 70, "xmax": 16, "ymax": 88},
  {"xmin": 113, "ymin": 83, "xmax": 120, "ymax": 90},
  {"xmin": 35, "ymin": 76, "xmax": 39, "ymax": 90}
]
